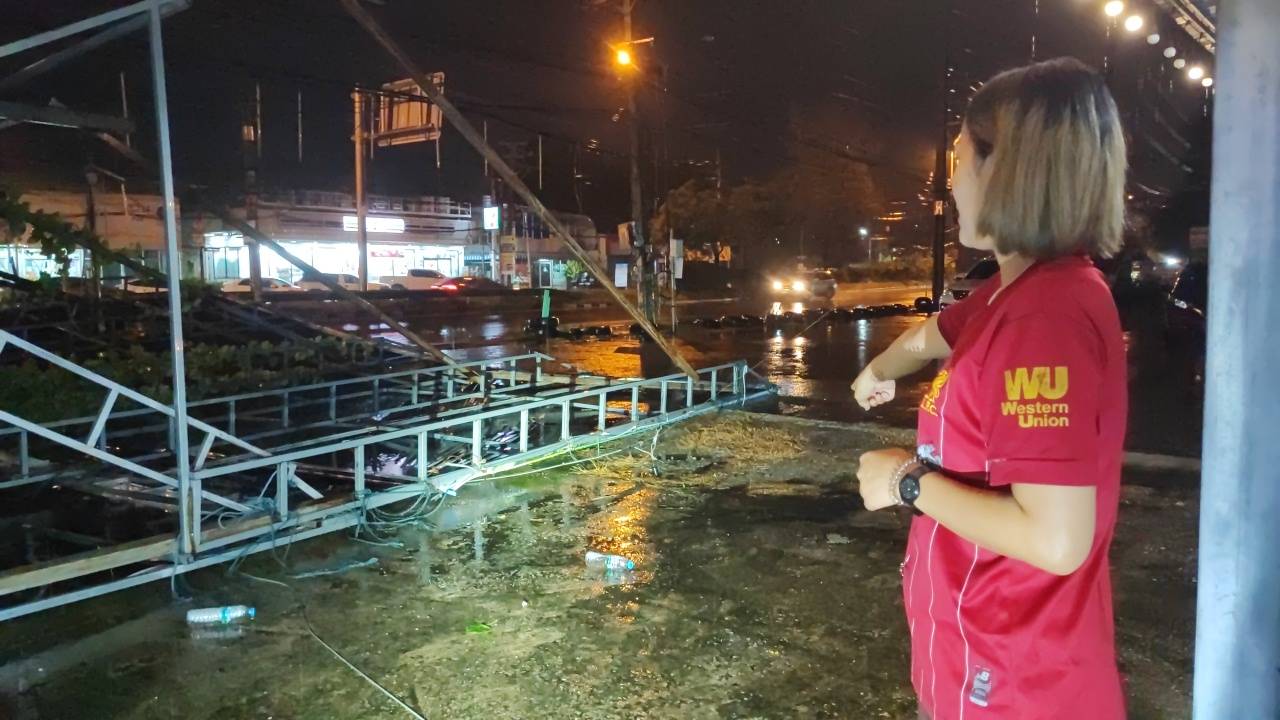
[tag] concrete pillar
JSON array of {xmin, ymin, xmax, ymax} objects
[{"xmin": 1193, "ymin": 0, "xmax": 1280, "ymax": 717}]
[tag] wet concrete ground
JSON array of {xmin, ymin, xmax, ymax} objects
[{"xmin": 0, "ymin": 413, "xmax": 1196, "ymax": 719}]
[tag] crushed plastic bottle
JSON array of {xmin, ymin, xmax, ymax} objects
[
  {"xmin": 185, "ymin": 605, "xmax": 256, "ymax": 626},
  {"xmin": 584, "ymin": 550, "xmax": 635, "ymax": 571}
]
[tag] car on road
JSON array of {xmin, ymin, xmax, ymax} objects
[
  {"xmin": 297, "ymin": 272, "xmax": 388, "ymax": 292},
  {"xmin": 122, "ymin": 277, "xmax": 169, "ymax": 294},
  {"xmin": 439, "ymin": 276, "xmax": 510, "ymax": 293},
  {"xmin": 1165, "ymin": 259, "xmax": 1207, "ymax": 349},
  {"xmin": 767, "ymin": 269, "xmax": 837, "ymax": 299},
  {"xmin": 571, "ymin": 272, "xmax": 599, "ymax": 289},
  {"xmin": 939, "ymin": 257, "xmax": 999, "ymax": 308},
  {"xmin": 220, "ymin": 277, "xmax": 302, "ymax": 293},
  {"xmin": 379, "ymin": 268, "xmax": 448, "ymax": 290}
]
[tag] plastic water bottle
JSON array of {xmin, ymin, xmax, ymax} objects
[
  {"xmin": 185, "ymin": 605, "xmax": 256, "ymax": 625},
  {"xmin": 585, "ymin": 551, "xmax": 635, "ymax": 571}
]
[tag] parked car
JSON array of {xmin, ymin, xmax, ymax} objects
[
  {"xmin": 1165, "ymin": 259, "xmax": 1207, "ymax": 349},
  {"xmin": 379, "ymin": 268, "xmax": 448, "ymax": 290},
  {"xmin": 939, "ymin": 257, "xmax": 999, "ymax": 308},
  {"xmin": 297, "ymin": 272, "xmax": 388, "ymax": 292},
  {"xmin": 439, "ymin": 276, "xmax": 510, "ymax": 293},
  {"xmin": 767, "ymin": 269, "xmax": 837, "ymax": 299},
  {"xmin": 571, "ymin": 272, "xmax": 600, "ymax": 289},
  {"xmin": 220, "ymin": 277, "xmax": 302, "ymax": 293},
  {"xmin": 122, "ymin": 277, "xmax": 169, "ymax": 294}
]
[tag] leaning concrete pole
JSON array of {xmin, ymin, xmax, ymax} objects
[
  {"xmin": 1193, "ymin": 0, "xmax": 1280, "ymax": 716},
  {"xmin": 339, "ymin": 0, "xmax": 698, "ymax": 379}
]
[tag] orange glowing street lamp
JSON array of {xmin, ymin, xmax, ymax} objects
[{"xmin": 615, "ymin": 48, "xmax": 633, "ymax": 67}]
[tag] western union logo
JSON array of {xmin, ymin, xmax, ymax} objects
[{"xmin": 1002, "ymin": 366, "xmax": 1069, "ymax": 428}]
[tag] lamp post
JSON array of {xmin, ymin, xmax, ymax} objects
[{"xmin": 613, "ymin": 4, "xmax": 658, "ymax": 324}]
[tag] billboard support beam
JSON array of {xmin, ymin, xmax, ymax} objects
[{"xmin": 339, "ymin": 0, "xmax": 697, "ymax": 379}]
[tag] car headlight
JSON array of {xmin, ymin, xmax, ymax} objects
[
  {"xmin": 793, "ymin": 280, "xmax": 807, "ymax": 292},
  {"xmin": 771, "ymin": 280, "xmax": 784, "ymax": 291}
]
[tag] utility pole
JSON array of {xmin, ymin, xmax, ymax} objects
[
  {"xmin": 352, "ymin": 89, "xmax": 369, "ymax": 292},
  {"xmin": 931, "ymin": 6, "xmax": 952, "ymax": 307},
  {"xmin": 622, "ymin": 0, "xmax": 656, "ymax": 324},
  {"xmin": 243, "ymin": 84, "xmax": 263, "ymax": 301}
]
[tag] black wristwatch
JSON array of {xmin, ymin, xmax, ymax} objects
[{"xmin": 899, "ymin": 464, "xmax": 928, "ymax": 508}]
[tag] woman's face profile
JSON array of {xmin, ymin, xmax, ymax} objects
[{"xmin": 952, "ymin": 127, "xmax": 993, "ymax": 252}]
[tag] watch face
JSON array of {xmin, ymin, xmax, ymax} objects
[{"xmin": 900, "ymin": 475, "xmax": 922, "ymax": 505}]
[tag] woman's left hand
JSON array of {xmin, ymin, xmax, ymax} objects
[{"xmin": 857, "ymin": 447, "xmax": 915, "ymax": 511}]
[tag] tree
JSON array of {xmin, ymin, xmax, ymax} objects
[
  {"xmin": 650, "ymin": 178, "xmax": 727, "ymax": 263},
  {"xmin": 775, "ymin": 102, "xmax": 885, "ymax": 266}
]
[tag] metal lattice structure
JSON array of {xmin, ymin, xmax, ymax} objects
[
  {"xmin": 0, "ymin": 332, "xmax": 766, "ymax": 620},
  {"xmin": 0, "ymin": 1, "xmax": 770, "ymax": 621}
]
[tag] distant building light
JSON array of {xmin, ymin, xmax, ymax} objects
[
  {"xmin": 1187, "ymin": 65, "xmax": 1206, "ymax": 81},
  {"xmin": 1123, "ymin": 14, "xmax": 1144, "ymax": 32},
  {"xmin": 1146, "ymin": 33, "xmax": 1161, "ymax": 45},
  {"xmin": 482, "ymin": 205, "xmax": 501, "ymax": 231},
  {"xmin": 1104, "ymin": 1, "xmax": 1125, "ymax": 18},
  {"xmin": 1173, "ymin": 58, "xmax": 1187, "ymax": 69},
  {"xmin": 1164, "ymin": 46, "xmax": 1177, "ymax": 58},
  {"xmin": 1201, "ymin": 76, "xmax": 1214, "ymax": 88},
  {"xmin": 343, "ymin": 215, "xmax": 405, "ymax": 233}
]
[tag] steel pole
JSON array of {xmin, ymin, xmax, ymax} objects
[
  {"xmin": 147, "ymin": 1, "xmax": 196, "ymax": 555},
  {"xmin": 339, "ymin": 0, "xmax": 696, "ymax": 378},
  {"xmin": 1193, "ymin": 0, "xmax": 1280, "ymax": 715},
  {"xmin": 353, "ymin": 91, "xmax": 369, "ymax": 292},
  {"xmin": 930, "ymin": 51, "xmax": 951, "ymax": 305}
]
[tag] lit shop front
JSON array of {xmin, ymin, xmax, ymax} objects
[{"xmin": 199, "ymin": 190, "xmax": 476, "ymax": 284}]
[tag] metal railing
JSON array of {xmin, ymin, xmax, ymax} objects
[{"xmin": 0, "ymin": 333, "xmax": 769, "ymax": 620}]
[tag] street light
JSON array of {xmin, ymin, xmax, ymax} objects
[
  {"xmin": 1104, "ymin": 1, "xmax": 1125, "ymax": 18},
  {"xmin": 1147, "ymin": 33, "xmax": 1161, "ymax": 44},
  {"xmin": 858, "ymin": 227, "xmax": 869, "ymax": 238},
  {"xmin": 1201, "ymin": 76, "xmax": 1214, "ymax": 88},
  {"xmin": 615, "ymin": 48, "xmax": 633, "ymax": 67},
  {"xmin": 1123, "ymin": 14, "xmax": 1144, "ymax": 32},
  {"xmin": 1188, "ymin": 65, "xmax": 1206, "ymax": 81},
  {"xmin": 1173, "ymin": 58, "xmax": 1187, "ymax": 69},
  {"xmin": 1164, "ymin": 46, "xmax": 1177, "ymax": 58}
]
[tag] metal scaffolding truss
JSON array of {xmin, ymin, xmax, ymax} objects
[
  {"xmin": 0, "ymin": 0, "xmax": 770, "ymax": 622},
  {"xmin": 0, "ymin": 337, "xmax": 765, "ymax": 620}
]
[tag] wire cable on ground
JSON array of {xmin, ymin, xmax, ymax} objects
[{"xmin": 232, "ymin": 568, "xmax": 427, "ymax": 720}]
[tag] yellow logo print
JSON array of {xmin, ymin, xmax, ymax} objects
[
  {"xmin": 1001, "ymin": 366, "xmax": 1070, "ymax": 428},
  {"xmin": 920, "ymin": 369, "xmax": 949, "ymax": 416},
  {"xmin": 1003, "ymin": 366, "xmax": 1068, "ymax": 401}
]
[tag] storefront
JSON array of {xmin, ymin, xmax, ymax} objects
[
  {"xmin": 1, "ymin": 188, "xmax": 175, "ymax": 284},
  {"xmin": 198, "ymin": 190, "xmax": 476, "ymax": 284}
]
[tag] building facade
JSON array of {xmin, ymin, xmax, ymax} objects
[{"xmin": 196, "ymin": 189, "xmax": 478, "ymax": 284}]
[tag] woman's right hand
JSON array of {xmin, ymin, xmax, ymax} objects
[{"xmin": 851, "ymin": 365, "xmax": 896, "ymax": 411}]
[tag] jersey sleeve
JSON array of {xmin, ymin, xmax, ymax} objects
[
  {"xmin": 980, "ymin": 313, "xmax": 1106, "ymax": 487},
  {"xmin": 937, "ymin": 278, "xmax": 997, "ymax": 347}
]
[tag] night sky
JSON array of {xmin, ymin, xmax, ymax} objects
[{"xmin": 3, "ymin": 0, "xmax": 1213, "ymax": 238}]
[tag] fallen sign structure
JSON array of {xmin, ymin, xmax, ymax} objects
[{"xmin": 0, "ymin": 329, "xmax": 773, "ymax": 621}]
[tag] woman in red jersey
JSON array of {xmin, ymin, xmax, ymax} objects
[{"xmin": 851, "ymin": 58, "xmax": 1129, "ymax": 720}]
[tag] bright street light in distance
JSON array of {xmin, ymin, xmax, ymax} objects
[
  {"xmin": 1147, "ymin": 33, "xmax": 1161, "ymax": 44},
  {"xmin": 1173, "ymin": 58, "xmax": 1187, "ymax": 69},
  {"xmin": 1104, "ymin": 1, "xmax": 1125, "ymax": 18},
  {"xmin": 1187, "ymin": 65, "xmax": 1206, "ymax": 81},
  {"xmin": 1164, "ymin": 46, "xmax": 1177, "ymax": 58},
  {"xmin": 615, "ymin": 48, "xmax": 633, "ymax": 66},
  {"xmin": 1123, "ymin": 14, "xmax": 1144, "ymax": 32},
  {"xmin": 1201, "ymin": 76, "xmax": 1214, "ymax": 88},
  {"xmin": 858, "ymin": 227, "xmax": 869, "ymax": 238}
]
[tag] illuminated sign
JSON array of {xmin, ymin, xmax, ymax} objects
[
  {"xmin": 343, "ymin": 215, "xmax": 405, "ymax": 233},
  {"xmin": 482, "ymin": 206, "xmax": 501, "ymax": 231}
]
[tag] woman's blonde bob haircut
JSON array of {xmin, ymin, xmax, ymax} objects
[{"xmin": 965, "ymin": 57, "xmax": 1127, "ymax": 259}]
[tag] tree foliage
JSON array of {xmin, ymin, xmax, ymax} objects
[{"xmin": 652, "ymin": 102, "xmax": 885, "ymax": 269}]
